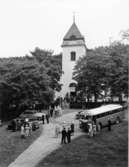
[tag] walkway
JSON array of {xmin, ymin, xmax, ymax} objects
[{"xmin": 8, "ymin": 112, "xmax": 83, "ymax": 167}]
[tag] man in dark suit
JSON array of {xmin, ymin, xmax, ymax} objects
[
  {"xmin": 66, "ymin": 128, "xmax": 72, "ymax": 143},
  {"xmin": 42, "ymin": 115, "xmax": 45, "ymax": 124},
  {"xmin": 61, "ymin": 127, "xmax": 67, "ymax": 144},
  {"xmin": 46, "ymin": 114, "xmax": 49, "ymax": 124},
  {"xmin": 108, "ymin": 119, "xmax": 112, "ymax": 131}
]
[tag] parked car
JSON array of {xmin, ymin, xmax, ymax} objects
[
  {"xmin": 28, "ymin": 118, "xmax": 40, "ymax": 131},
  {"xmin": 75, "ymin": 111, "xmax": 85, "ymax": 119},
  {"xmin": 33, "ymin": 112, "xmax": 46, "ymax": 121},
  {"xmin": 19, "ymin": 110, "xmax": 37, "ymax": 120}
]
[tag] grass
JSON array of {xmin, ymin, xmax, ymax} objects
[
  {"xmin": 37, "ymin": 120, "xmax": 128, "ymax": 167},
  {"xmin": 0, "ymin": 124, "xmax": 42, "ymax": 167}
]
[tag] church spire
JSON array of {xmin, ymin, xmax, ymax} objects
[{"xmin": 73, "ymin": 12, "xmax": 75, "ymax": 23}]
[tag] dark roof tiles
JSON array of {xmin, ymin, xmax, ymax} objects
[{"xmin": 63, "ymin": 22, "xmax": 84, "ymax": 40}]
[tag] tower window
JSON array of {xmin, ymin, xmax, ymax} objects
[
  {"xmin": 71, "ymin": 52, "xmax": 76, "ymax": 61},
  {"xmin": 70, "ymin": 35, "xmax": 76, "ymax": 40}
]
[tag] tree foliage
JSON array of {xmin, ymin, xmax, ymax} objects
[
  {"xmin": 73, "ymin": 43, "xmax": 129, "ymax": 102},
  {"xmin": 121, "ymin": 29, "xmax": 129, "ymax": 41},
  {"xmin": 0, "ymin": 48, "xmax": 62, "ymax": 120}
]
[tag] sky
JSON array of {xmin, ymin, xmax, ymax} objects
[{"xmin": 0, "ymin": 0, "xmax": 128, "ymax": 57}]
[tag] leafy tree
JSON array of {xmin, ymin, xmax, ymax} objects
[
  {"xmin": 121, "ymin": 29, "xmax": 129, "ymax": 41},
  {"xmin": 30, "ymin": 48, "xmax": 62, "ymax": 92},
  {"xmin": 73, "ymin": 43, "xmax": 129, "ymax": 102},
  {"xmin": 0, "ymin": 49, "xmax": 62, "ymax": 120},
  {"xmin": 108, "ymin": 42, "xmax": 129, "ymax": 101}
]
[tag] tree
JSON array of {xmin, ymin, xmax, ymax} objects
[
  {"xmin": 108, "ymin": 42, "xmax": 129, "ymax": 101},
  {"xmin": 73, "ymin": 43, "xmax": 129, "ymax": 102},
  {"xmin": 0, "ymin": 49, "xmax": 62, "ymax": 120},
  {"xmin": 121, "ymin": 29, "xmax": 129, "ymax": 41},
  {"xmin": 30, "ymin": 48, "xmax": 62, "ymax": 92}
]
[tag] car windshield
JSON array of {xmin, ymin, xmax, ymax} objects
[
  {"xmin": 29, "ymin": 118, "xmax": 37, "ymax": 121},
  {"xmin": 24, "ymin": 111, "xmax": 35, "ymax": 114},
  {"xmin": 85, "ymin": 115, "xmax": 92, "ymax": 120}
]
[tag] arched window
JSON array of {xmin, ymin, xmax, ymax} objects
[{"xmin": 70, "ymin": 51, "xmax": 76, "ymax": 61}]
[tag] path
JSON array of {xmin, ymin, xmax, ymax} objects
[{"xmin": 8, "ymin": 112, "xmax": 83, "ymax": 167}]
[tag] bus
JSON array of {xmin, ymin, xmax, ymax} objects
[{"xmin": 79, "ymin": 104, "xmax": 124, "ymax": 132}]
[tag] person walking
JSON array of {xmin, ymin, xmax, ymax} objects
[
  {"xmin": 61, "ymin": 127, "xmax": 67, "ymax": 144},
  {"xmin": 88, "ymin": 122, "xmax": 93, "ymax": 137},
  {"xmin": 66, "ymin": 128, "xmax": 72, "ymax": 143},
  {"xmin": 108, "ymin": 119, "xmax": 112, "ymax": 131},
  {"xmin": 50, "ymin": 108, "xmax": 53, "ymax": 117},
  {"xmin": 25, "ymin": 124, "xmax": 30, "ymax": 137},
  {"xmin": 21, "ymin": 125, "xmax": 25, "ymax": 138},
  {"xmin": 12, "ymin": 119, "xmax": 17, "ymax": 132},
  {"xmin": 46, "ymin": 114, "xmax": 49, "ymax": 124},
  {"xmin": 55, "ymin": 125, "xmax": 60, "ymax": 138},
  {"xmin": 93, "ymin": 123, "xmax": 97, "ymax": 136},
  {"xmin": 70, "ymin": 122, "xmax": 75, "ymax": 135},
  {"xmin": 29, "ymin": 122, "xmax": 32, "ymax": 136},
  {"xmin": 42, "ymin": 114, "xmax": 45, "ymax": 124}
]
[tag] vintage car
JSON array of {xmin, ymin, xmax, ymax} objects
[
  {"xmin": 19, "ymin": 110, "xmax": 37, "ymax": 120},
  {"xmin": 33, "ymin": 112, "xmax": 46, "ymax": 121},
  {"xmin": 75, "ymin": 111, "xmax": 85, "ymax": 119},
  {"xmin": 28, "ymin": 118, "xmax": 40, "ymax": 131}
]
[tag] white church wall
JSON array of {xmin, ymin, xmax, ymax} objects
[{"xmin": 61, "ymin": 45, "xmax": 86, "ymax": 97}]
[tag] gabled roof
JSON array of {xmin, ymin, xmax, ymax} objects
[{"xmin": 63, "ymin": 22, "xmax": 84, "ymax": 40}]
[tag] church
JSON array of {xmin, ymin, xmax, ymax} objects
[{"xmin": 59, "ymin": 19, "xmax": 87, "ymax": 99}]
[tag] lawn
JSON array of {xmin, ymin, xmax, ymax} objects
[
  {"xmin": 0, "ymin": 124, "xmax": 42, "ymax": 167},
  {"xmin": 37, "ymin": 120, "xmax": 128, "ymax": 167}
]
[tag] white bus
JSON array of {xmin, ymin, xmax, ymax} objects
[{"xmin": 79, "ymin": 104, "xmax": 124, "ymax": 132}]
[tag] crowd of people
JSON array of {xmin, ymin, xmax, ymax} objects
[
  {"xmin": 7, "ymin": 118, "xmax": 39, "ymax": 139},
  {"xmin": 6, "ymin": 104, "xmax": 113, "ymax": 145},
  {"xmin": 41, "ymin": 104, "xmax": 63, "ymax": 124},
  {"xmin": 54, "ymin": 122, "xmax": 75, "ymax": 144},
  {"xmin": 84, "ymin": 119, "xmax": 112, "ymax": 137},
  {"xmin": 41, "ymin": 114, "xmax": 50, "ymax": 124},
  {"xmin": 49, "ymin": 105, "xmax": 62, "ymax": 118},
  {"xmin": 41, "ymin": 105, "xmax": 75, "ymax": 144},
  {"xmin": 20, "ymin": 122, "xmax": 32, "ymax": 138}
]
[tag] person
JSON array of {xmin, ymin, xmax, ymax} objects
[
  {"xmin": 16, "ymin": 119, "xmax": 21, "ymax": 131},
  {"xmin": 66, "ymin": 128, "xmax": 72, "ymax": 143},
  {"xmin": 93, "ymin": 123, "xmax": 97, "ymax": 136},
  {"xmin": 61, "ymin": 127, "xmax": 67, "ymax": 144},
  {"xmin": 55, "ymin": 125, "xmax": 60, "ymax": 138},
  {"xmin": 97, "ymin": 123, "xmax": 101, "ymax": 132},
  {"xmin": 42, "ymin": 114, "xmax": 45, "ymax": 124},
  {"xmin": 21, "ymin": 125, "xmax": 25, "ymax": 138},
  {"xmin": 70, "ymin": 122, "xmax": 75, "ymax": 135},
  {"xmin": 25, "ymin": 124, "xmax": 30, "ymax": 137},
  {"xmin": 12, "ymin": 119, "xmax": 17, "ymax": 132},
  {"xmin": 88, "ymin": 122, "xmax": 93, "ymax": 137},
  {"xmin": 108, "ymin": 119, "xmax": 112, "ymax": 131},
  {"xmin": 46, "ymin": 114, "xmax": 49, "ymax": 124},
  {"xmin": 29, "ymin": 122, "xmax": 32, "ymax": 135},
  {"xmin": 50, "ymin": 106, "xmax": 54, "ymax": 117},
  {"xmin": 54, "ymin": 105, "xmax": 58, "ymax": 117}
]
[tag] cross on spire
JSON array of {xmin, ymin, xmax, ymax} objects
[{"xmin": 73, "ymin": 12, "xmax": 75, "ymax": 23}]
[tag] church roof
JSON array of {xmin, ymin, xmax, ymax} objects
[{"xmin": 63, "ymin": 22, "xmax": 84, "ymax": 41}]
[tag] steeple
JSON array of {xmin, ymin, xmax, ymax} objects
[
  {"xmin": 63, "ymin": 22, "xmax": 84, "ymax": 41},
  {"xmin": 62, "ymin": 19, "xmax": 85, "ymax": 47},
  {"xmin": 60, "ymin": 19, "xmax": 87, "ymax": 98},
  {"xmin": 73, "ymin": 12, "xmax": 75, "ymax": 23}
]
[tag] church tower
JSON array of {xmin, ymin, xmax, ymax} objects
[{"xmin": 61, "ymin": 19, "xmax": 86, "ymax": 98}]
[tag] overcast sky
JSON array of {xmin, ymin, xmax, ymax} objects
[{"xmin": 0, "ymin": 0, "xmax": 128, "ymax": 57}]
